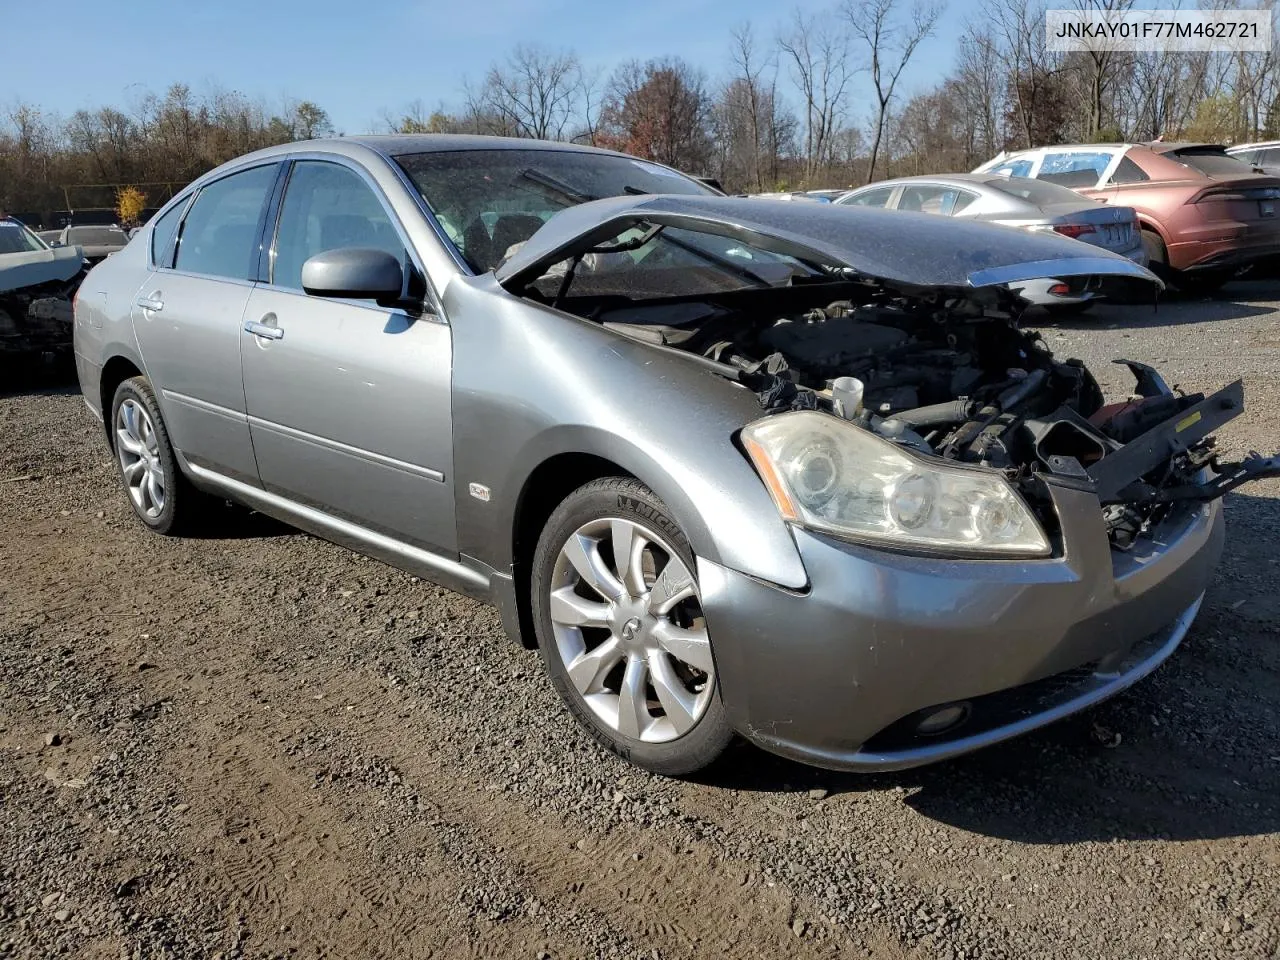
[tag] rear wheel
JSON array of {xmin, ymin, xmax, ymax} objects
[
  {"xmin": 1140, "ymin": 228, "xmax": 1170, "ymax": 280},
  {"xmin": 110, "ymin": 376, "xmax": 212, "ymax": 535},
  {"xmin": 531, "ymin": 477, "xmax": 733, "ymax": 776}
]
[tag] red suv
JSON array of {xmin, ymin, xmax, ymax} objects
[{"xmin": 975, "ymin": 143, "xmax": 1280, "ymax": 292}]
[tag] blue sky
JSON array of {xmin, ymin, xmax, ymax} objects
[{"xmin": 8, "ymin": 0, "xmax": 981, "ymax": 134}]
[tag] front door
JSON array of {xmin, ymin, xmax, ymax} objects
[
  {"xmin": 130, "ymin": 162, "xmax": 280, "ymax": 484},
  {"xmin": 239, "ymin": 158, "xmax": 457, "ymax": 555}
]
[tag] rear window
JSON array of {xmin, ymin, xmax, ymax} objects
[
  {"xmin": 983, "ymin": 177, "xmax": 1090, "ymax": 205},
  {"xmin": 68, "ymin": 227, "xmax": 128, "ymax": 245},
  {"xmin": 1169, "ymin": 148, "xmax": 1258, "ymax": 176}
]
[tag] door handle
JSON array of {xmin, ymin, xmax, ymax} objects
[
  {"xmin": 135, "ymin": 296, "xmax": 164, "ymax": 312},
  {"xmin": 243, "ymin": 319, "xmax": 284, "ymax": 340}
]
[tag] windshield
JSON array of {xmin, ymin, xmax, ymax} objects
[
  {"xmin": 523, "ymin": 222, "xmax": 829, "ymax": 303},
  {"xmin": 394, "ymin": 148, "xmax": 715, "ymax": 273},
  {"xmin": 984, "ymin": 176, "xmax": 1093, "ymax": 205},
  {"xmin": 0, "ymin": 220, "xmax": 48, "ymax": 254}
]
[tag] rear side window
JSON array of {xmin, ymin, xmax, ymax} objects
[
  {"xmin": 1257, "ymin": 148, "xmax": 1280, "ymax": 168},
  {"xmin": 840, "ymin": 186, "xmax": 894, "ymax": 207},
  {"xmin": 270, "ymin": 160, "xmax": 406, "ymax": 290},
  {"xmin": 898, "ymin": 185, "xmax": 977, "ymax": 216},
  {"xmin": 150, "ymin": 197, "xmax": 187, "ymax": 267},
  {"xmin": 174, "ymin": 164, "xmax": 278, "ymax": 280},
  {"xmin": 1108, "ymin": 156, "xmax": 1149, "ymax": 184}
]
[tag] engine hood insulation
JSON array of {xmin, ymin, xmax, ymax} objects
[{"xmin": 494, "ymin": 194, "xmax": 1163, "ymax": 303}]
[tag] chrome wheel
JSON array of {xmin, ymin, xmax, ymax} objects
[
  {"xmin": 548, "ymin": 518, "xmax": 714, "ymax": 743},
  {"xmin": 115, "ymin": 398, "xmax": 166, "ymax": 519}
]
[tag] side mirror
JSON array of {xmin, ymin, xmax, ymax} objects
[{"xmin": 301, "ymin": 247, "xmax": 403, "ymax": 304}]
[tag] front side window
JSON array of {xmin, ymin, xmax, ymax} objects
[
  {"xmin": 174, "ymin": 164, "xmax": 278, "ymax": 280},
  {"xmin": 150, "ymin": 195, "xmax": 188, "ymax": 267},
  {"xmin": 839, "ymin": 186, "xmax": 894, "ymax": 207},
  {"xmin": 394, "ymin": 149, "xmax": 714, "ymax": 273},
  {"xmin": 1037, "ymin": 151, "xmax": 1113, "ymax": 188},
  {"xmin": 897, "ymin": 185, "xmax": 977, "ymax": 216},
  {"xmin": 271, "ymin": 161, "xmax": 406, "ymax": 290}
]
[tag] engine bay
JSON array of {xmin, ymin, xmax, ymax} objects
[{"xmin": 552, "ymin": 280, "xmax": 1277, "ymax": 550}]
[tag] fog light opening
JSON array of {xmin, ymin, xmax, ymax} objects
[{"xmin": 914, "ymin": 702, "xmax": 972, "ymax": 737}]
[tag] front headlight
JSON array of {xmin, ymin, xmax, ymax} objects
[{"xmin": 741, "ymin": 410, "xmax": 1051, "ymax": 557}]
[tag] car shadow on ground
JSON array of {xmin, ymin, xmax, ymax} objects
[
  {"xmin": 702, "ymin": 490, "xmax": 1280, "ymax": 846},
  {"xmin": 0, "ymin": 358, "xmax": 79, "ymax": 398}
]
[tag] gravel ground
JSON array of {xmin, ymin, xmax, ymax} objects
[{"xmin": 1, "ymin": 285, "xmax": 1278, "ymax": 960}]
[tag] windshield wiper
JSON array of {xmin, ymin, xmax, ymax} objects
[{"xmin": 519, "ymin": 167, "xmax": 595, "ymax": 204}]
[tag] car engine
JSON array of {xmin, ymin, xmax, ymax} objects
[{"xmin": 594, "ymin": 289, "xmax": 1257, "ymax": 550}]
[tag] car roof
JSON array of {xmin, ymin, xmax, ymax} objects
[{"xmin": 1228, "ymin": 140, "xmax": 1280, "ymax": 152}]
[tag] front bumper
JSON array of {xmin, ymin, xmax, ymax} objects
[{"xmin": 698, "ymin": 483, "xmax": 1224, "ymax": 771}]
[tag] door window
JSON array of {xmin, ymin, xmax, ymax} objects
[
  {"xmin": 271, "ymin": 161, "xmax": 407, "ymax": 291},
  {"xmin": 840, "ymin": 186, "xmax": 894, "ymax": 207},
  {"xmin": 897, "ymin": 185, "xmax": 978, "ymax": 216},
  {"xmin": 1037, "ymin": 151, "xmax": 1113, "ymax": 188},
  {"xmin": 150, "ymin": 195, "xmax": 188, "ymax": 267},
  {"xmin": 174, "ymin": 164, "xmax": 278, "ymax": 280}
]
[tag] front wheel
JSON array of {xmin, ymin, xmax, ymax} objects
[{"xmin": 531, "ymin": 477, "xmax": 733, "ymax": 776}]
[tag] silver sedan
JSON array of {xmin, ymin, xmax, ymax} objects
[
  {"xmin": 73, "ymin": 136, "xmax": 1273, "ymax": 777},
  {"xmin": 837, "ymin": 174, "xmax": 1147, "ymax": 309}
]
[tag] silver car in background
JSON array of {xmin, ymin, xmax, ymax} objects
[
  {"xmin": 838, "ymin": 174, "xmax": 1146, "ymax": 310},
  {"xmin": 73, "ymin": 136, "xmax": 1276, "ymax": 778}
]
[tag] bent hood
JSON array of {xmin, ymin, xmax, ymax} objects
[
  {"xmin": 494, "ymin": 194, "xmax": 1162, "ymax": 299},
  {"xmin": 0, "ymin": 245, "xmax": 84, "ymax": 293}
]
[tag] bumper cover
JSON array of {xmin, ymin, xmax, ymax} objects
[{"xmin": 698, "ymin": 484, "xmax": 1224, "ymax": 772}]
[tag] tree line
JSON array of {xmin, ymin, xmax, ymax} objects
[{"xmin": 5, "ymin": 0, "xmax": 1280, "ymax": 224}]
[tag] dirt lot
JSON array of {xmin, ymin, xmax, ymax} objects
[{"xmin": 1, "ymin": 287, "xmax": 1279, "ymax": 960}]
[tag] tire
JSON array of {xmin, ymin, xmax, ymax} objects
[
  {"xmin": 109, "ymin": 376, "xmax": 211, "ymax": 535},
  {"xmin": 1140, "ymin": 229, "xmax": 1171, "ymax": 281},
  {"xmin": 531, "ymin": 477, "xmax": 733, "ymax": 776}
]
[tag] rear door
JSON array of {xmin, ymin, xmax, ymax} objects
[
  {"xmin": 239, "ymin": 157, "xmax": 457, "ymax": 555},
  {"xmin": 131, "ymin": 162, "xmax": 280, "ymax": 484}
]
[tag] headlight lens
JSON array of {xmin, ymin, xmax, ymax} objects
[{"xmin": 742, "ymin": 410, "xmax": 1051, "ymax": 557}]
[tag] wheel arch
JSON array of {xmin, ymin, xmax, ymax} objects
[
  {"xmin": 507, "ymin": 452, "xmax": 637, "ymax": 648},
  {"xmin": 98, "ymin": 354, "xmax": 145, "ymax": 448}
]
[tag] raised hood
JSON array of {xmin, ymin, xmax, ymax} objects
[{"xmin": 494, "ymin": 194, "xmax": 1162, "ymax": 298}]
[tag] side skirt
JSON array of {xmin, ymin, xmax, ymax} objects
[{"xmin": 184, "ymin": 461, "xmax": 495, "ymax": 605}]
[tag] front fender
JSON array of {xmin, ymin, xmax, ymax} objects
[{"xmin": 446, "ymin": 274, "xmax": 808, "ymax": 590}]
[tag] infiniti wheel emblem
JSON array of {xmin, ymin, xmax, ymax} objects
[{"xmin": 621, "ymin": 618, "xmax": 642, "ymax": 642}]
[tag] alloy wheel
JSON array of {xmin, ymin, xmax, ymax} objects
[
  {"xmin": 548, "ymin": 517, "xmax": 715, "ymax": 743},
  {"xmin": 115, "ymin": 398, "xmax": 166, "ymax": 519}
]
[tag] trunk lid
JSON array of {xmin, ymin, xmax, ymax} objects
[{"xmin": 494, "ymin": 195, "xmax": 1161, "ymax": 299}]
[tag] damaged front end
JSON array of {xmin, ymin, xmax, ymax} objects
[
  {"xmin": 0, "ymin": 234, "xmax": 86, "ymax": 360},
  {"xmin": 496, "ymin": 195, "xmax": 1280, "ymax": 551}
]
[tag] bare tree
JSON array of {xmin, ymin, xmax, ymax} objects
[
  {"xmin": 845, "ymin": 0, "xmax": 940, "ymax": 183},
  {"xmin": 778, "ymin": 9, "xmax": 852, "ymax": 182},
  {"xmin": 477, "ymin": 45, "xmax": 582, "ymax": 140},
  {"xmin": 955, "ymin": 24, "xmax": 1006, "ymax": 156}
]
